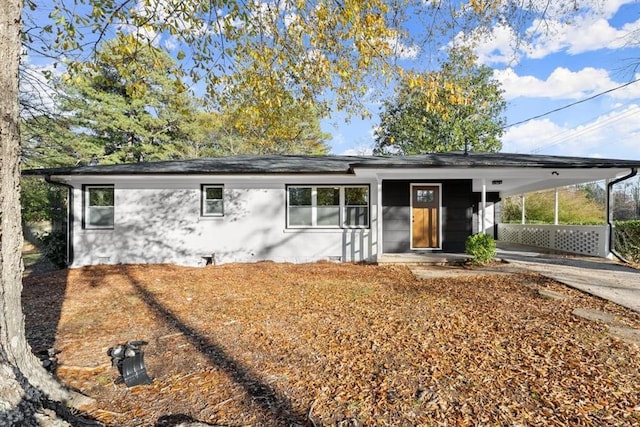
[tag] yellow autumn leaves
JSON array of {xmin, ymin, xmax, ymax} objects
[{"xmin": 404, "ymin": 71, "xmax": 471, "ymax": 117}]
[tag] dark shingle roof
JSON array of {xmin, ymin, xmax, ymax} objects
[{"xmin": 22, "ymin": 153, "xmax": 640, "ymax": 176}]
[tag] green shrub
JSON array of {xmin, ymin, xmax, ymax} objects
[
  {"xmin": 614, "ymin": 220, "xmax": 640, "ymax": 263},
  {"xmin": 38, "ymin": 230, "xmax": 67, "ymax": 268},
  {"xmin": 465, "ymin": 233, "xmax": 496, "ymax": 265}
]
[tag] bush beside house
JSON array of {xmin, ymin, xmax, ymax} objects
[{"xmin": 465, "ymin": 233, "xmax": 496, "ymax": 265}]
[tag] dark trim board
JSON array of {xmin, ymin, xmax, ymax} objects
[{"xmin": 382, "ymin": 179, "xmax": 481, "ymax": 253}]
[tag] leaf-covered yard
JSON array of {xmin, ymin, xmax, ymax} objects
[{"xmin": 22, "ymin": 262, "xmax": 640, "ymax": 426}]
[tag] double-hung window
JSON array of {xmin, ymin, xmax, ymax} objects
[
  {"xmin": 201, "ymin": 185, "xmax": 224, "ymax": 217},
  {"xmin": 287, "ymin": 185, "xmax": 369, "ymax": 228},
  {"xmin": 84, "ymin": 185, "xmax": 114, "ymax": 229},
  {"xmin": 288, "ymin": 187, "xmax": 313, "ymax": 226},
  {"xmin": 344, "ymin": 186, "xmax": 369, "ymax": 227}
]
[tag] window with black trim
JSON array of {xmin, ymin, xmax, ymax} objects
[
  {"xmin": 84, "ymin": 185, "xmax": 114, "ymax": 229},
  {"xmin": 287, "ymin": 185, "xmax": 369, "ymax": 228},
  {"xmin": 344, "ymin": 186, "xmax": 369, "ymax": 227},
  {"xmin": 201, "ymin": 185, "xmax": 224, "ymax": 216}
]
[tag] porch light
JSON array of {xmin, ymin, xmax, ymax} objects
[{"xmin": 107, "ymin": 340, "xmax": 153, "ymax": 387}]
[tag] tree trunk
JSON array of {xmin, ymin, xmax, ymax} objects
[{"xmin": 0, "ymin": 1, "xmax": 93, "ymax": 424}]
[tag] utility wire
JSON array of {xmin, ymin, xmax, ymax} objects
[
  {"xmin": 531, "ymin": 105, "xmax": 640, "ymax": 153},
  {"xmin": 503, "ymin": 77, "xmax": 640, "ymax": 129}
]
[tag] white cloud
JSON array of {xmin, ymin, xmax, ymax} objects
[
  {"xmin": 467, "ymin": 0, "xmax": 640, "ymax": 65},
  {"xmin": 163, "ymin": 36, "xmax": 177, "ymax": 51},
  {"xmin": 467, "ymin": 24, "xmax": 523, "ymax": 65},
  {"xmin": 340, "ymin": 145, "xmax": 374, "ymax": 156},
  {"xmin": 525, "ymin": 16, "xmax": 640, "ymax": 59},
  {"xmin": 502, "ymin": 104, "xmax": 640, "ymax": 158},
  {"xmin": 385, "ymin": 35, "xmax": 421, "ymax": 60},
  {"xmin": 494, "ymin": 67, "xmax": 640, "ymax": 100},
  {"xmin": 20, "ymin": 61, "xmax": 61, "ymax": 117},
  {"xmin": 134, "ymin": 0, "xmax": 211, "ymax": 38},
  {"xmin": 502, "ymin": 118, "xmax": 567, "ymax": 153},
  {"xmin": 526, "ymin": 0, "xmax": 632, "ymax": 20}
]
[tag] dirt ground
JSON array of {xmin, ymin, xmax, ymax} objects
[{"xmin": 22, "ymin": 262, "xmax": 640, "ymax": 426}]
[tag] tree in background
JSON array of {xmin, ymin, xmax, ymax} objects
[
  {"xmin": 611, "ymin": 178, "xmax": 640, "ymax": 221},
  {"xmin": 54, "ymin": 34, "xmax": 199, "ymax": 164},
  {"xmin": 501, "ymin": 186, "xmax": 605, "ymax": 224},
  {"xmin": 374, "ymin": 47, "xmax": 506, "ymax": 155},
  {"xmin": 211, "ymin": 78, "xmax": 331, "ymax": 155},
  {"xmin": 501, "ymin": 179, "xmax": 640, "ymax": 224},
  {"xmin": 193, "ymin": 106, "xmax": 330, "ymax": 157},
  {"xmin": 23, "ymin": 35, "xmax": 331, "ymax": 164}
]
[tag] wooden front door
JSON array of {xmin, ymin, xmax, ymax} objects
[{"xmin": 412, "ymin": 185, "xmax": 440, "ymax": 249}]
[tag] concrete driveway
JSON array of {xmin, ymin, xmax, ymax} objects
[{"xmin": 496, "ymin": 243, "xmax": 640, "ymax": 313}]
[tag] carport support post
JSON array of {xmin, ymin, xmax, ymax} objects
[
  {"xmin": 481, "ymin": 179, "xmax": 487, "ymax": 234},
  {"xmin": 377, "ymin": 180, "xmax": 383, "ymax": 258},
  {"xmin": 606, "ymin": 178, "xmax": 611, "ymax": 257},
  {"xmin": 554, "ymin": 188, "xmax": 559, "ymax": 225}
]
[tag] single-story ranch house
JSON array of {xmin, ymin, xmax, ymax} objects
[{"xmin": 24, "ymin": 152, "xmax": 640, "ymax": 267}]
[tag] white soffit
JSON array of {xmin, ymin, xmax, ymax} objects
[{"xmin": 353, "ymin": 167, "xmax": 634, "ymax": 196}]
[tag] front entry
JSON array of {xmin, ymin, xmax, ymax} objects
[{"xmin": 411, "ymin": 185, "xmax": 440, "ymax": 249}]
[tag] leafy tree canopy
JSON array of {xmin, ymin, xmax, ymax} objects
[
  {"xmin": 53, "ymin": 33, "xmax": 199, "ymax": 164},
  {"xmin": 179, "ymin": 99, "xmax": 331, "ymax": 158},
  {"xmin": 32, "ymin": 0, "xmax": 401, "ymax": 117},
  {"xmin": 374, "ymin": 47, "xmax": 506, "ymax": 155},
  {"xmin": 22, "ymin": 34, "xmax": 331, "ymax": 167},
  {"xmin": 208, "ymin": 79, "xmax": 331, "ymax": 155},
  {"xmin": 24, "ymin": 0, "xmax": 586, "ymax": 119}
]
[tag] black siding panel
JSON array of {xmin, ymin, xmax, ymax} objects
[
  {"xmin": 441, "ymin": 181, "xmax": 474, "ymax": 252},
  {"xmin": 382, "ymin": 180, "xmax": 477, "ymax": 253},
  {"xmin": 382, "ymin": 206, "xmax": 411, "ymax": 252}
]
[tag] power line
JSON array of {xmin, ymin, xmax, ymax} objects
[
  {"xmin": 504, "ymin": 77, "xmax": 640, "ymax": 129},
  {"xmin": 531, "ymin": 105, "xmax": 640, "ymax": 153}
]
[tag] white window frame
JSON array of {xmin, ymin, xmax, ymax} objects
[
  {"xmin": 83, "ymin": 185, "xmax": 115, "ymax": 229},
  {"xmin": 343, "ymin": 185, "xmax": 370, "ymax": 228},
  {"xmin": 201, "ymin": 184, "xmax": 224, "ymax": 217},
  {"xmin": 286, "ymin": 185, "xmax": 369, "ymax": 229}
]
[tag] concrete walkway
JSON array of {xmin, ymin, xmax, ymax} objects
[{"xmin": 495, "ymin": 243, "xmax": 640, "ymax": 313}]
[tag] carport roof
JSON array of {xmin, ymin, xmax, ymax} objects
[{"xmin": 22, "ymin": 152, "xmax": 640, "ymax": 176}]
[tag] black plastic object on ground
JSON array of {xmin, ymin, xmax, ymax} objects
[{"xmin": 107, "ymin": 340, "xmax": 153, "ymax": 387}]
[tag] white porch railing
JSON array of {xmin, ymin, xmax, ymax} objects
[{"xmin": 497, "ymin": 223, "xmax": 609, "ymax": 257}]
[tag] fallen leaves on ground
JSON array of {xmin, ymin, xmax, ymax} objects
[{"xmin": 22, "ymin": 262, "xmax": 640, "ymax": 426}]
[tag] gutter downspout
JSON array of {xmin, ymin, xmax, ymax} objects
[
  {"xmin": 607, "ymin": 167, "xmax": 637, "ymax": 263},
  {"xmin": 44, "ymin": 175, "xmax": 74, "ymax": 267}
]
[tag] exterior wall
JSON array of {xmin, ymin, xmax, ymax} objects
[
  {"xmin": 497, "ymin": 223, "xmax": 608, "ymax": 257},
  {"xmin": 472, "ymin": 192, "xmax": 501, "ymax": 237},
  {"xmin": 67, "ymin": 176, "xmax": 378, "ymax": 267},
  {"xmin": 382, "ymin": 180, "xmax": 476, "ymax": 253}
]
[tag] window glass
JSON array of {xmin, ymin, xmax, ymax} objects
[
  {"xmin": 287, "ymin": 185, "xmax": 369, "ymax": 228},
  {"xmin": 344, "ymin": 187, "xmax": 369, "ymax": 227},
  {"xmin": 202, "ymin": 185, "xmax": 224, "ymax": 216},
  {"xmin": 288, "ymin": 187, "xmax": 312, "ymax": 226},
  {"xmin": 317, "ymin": 187, "xmax": 340, "ymax": 226},
  {"xmin": 417, "ymin": 189, "xmax": 434, "ymax": 203},
  {"xmin": 86, "ymin": 186, "xmax": 114, "ymax": 228}
]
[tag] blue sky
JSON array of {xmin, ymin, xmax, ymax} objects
[{"xmin": 327, "ymin": 0, "xmax": 640, "ymax": 159}]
